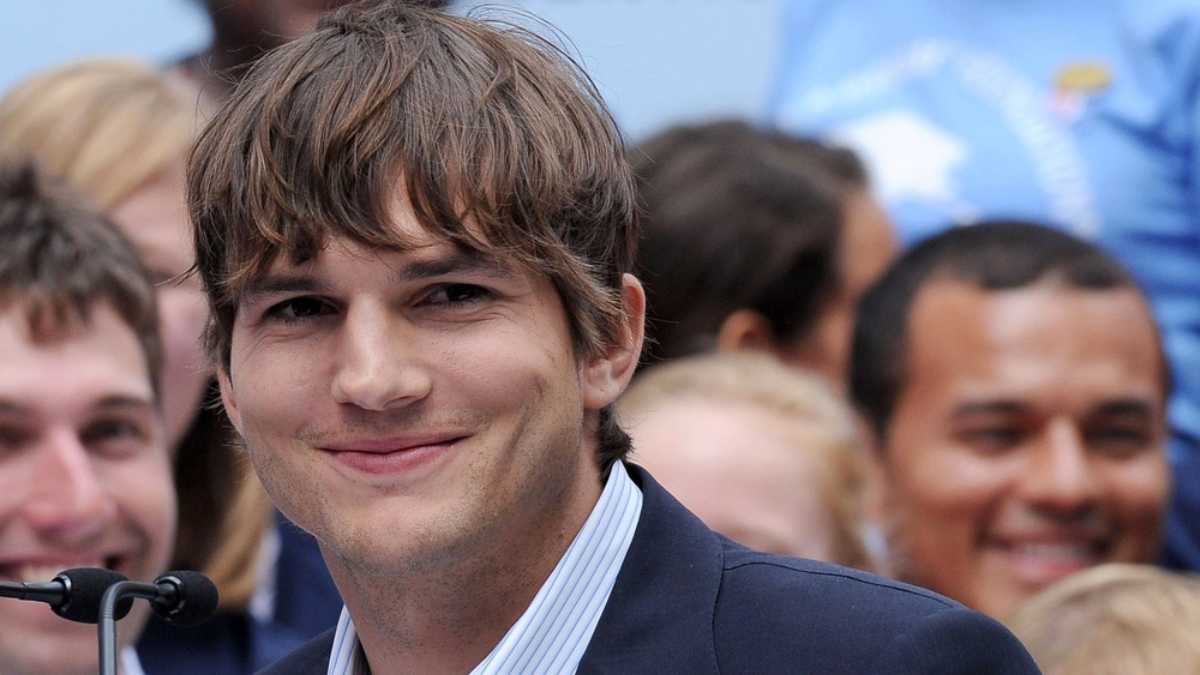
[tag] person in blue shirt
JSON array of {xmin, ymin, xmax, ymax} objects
[{"xmin": 769, "ymin": 0, "xmax": 1200, "ymax": 571}]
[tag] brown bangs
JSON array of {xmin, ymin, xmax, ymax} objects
[
  {"xmin": 0, "ymin": 163, "xmax": 162, "ymax": 392},
  {"xmin": 189, "ymin": 3, "xmax": 637, "ymax": 367}
]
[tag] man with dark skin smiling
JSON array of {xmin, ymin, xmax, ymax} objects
[
  {"xmin": 851, "ymin": 220, "xmax": 1171, "ymax": 620},
  {"xmin": 187, "ymin": 2, "xmax": 1040, "ymax": 673}
]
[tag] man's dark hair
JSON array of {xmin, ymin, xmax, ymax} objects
[
  {"xmin": 0, "ymin": 161, "xmax": 161, "ymax": 390},
  {"xmin": 849, "ymin": 220, "xmax": 1161, "ymax": 441},
  {"xmin": 189, "ymin": 1, "xmax": 637, "ymax": 467},
  {"xmin": 630, "ymin": 119, "xmax": 866, "ymax": 364}
]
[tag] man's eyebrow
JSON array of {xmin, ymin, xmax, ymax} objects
[
  {"xmin": 239, "ymin": 275, "xmax": 329, "ymax": 305},
  {"xmin": 239, "ymin": 252, "xmax": 514, "ymax": 304},
  {"xmin": 0, "ymin": 394, "xmax": 155, "ymax": 417},
  {"xmin": 1089, "ymin": 398, "xmax": 1157, "ymax": 419},
  {"xmin": 394, "ymin": 250, "xmax": 514, "ymax": 282},
  {"xmin": 950, "ymin": 399, "xmax": 1031, "ymax": 418},
  {"xmin": 94, "ymin": 394, "xmax": 157, "ymax": 413}
]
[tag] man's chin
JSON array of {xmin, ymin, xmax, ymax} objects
[
  {"xmin": 327, "ymin": 533, "xmax": 463, "ymax": 579},
  {"xmin": 0, "ymin": 618, "xmax": 105, "ymax": 675},
  {"xmin": 320, "ymin": 512, "xmax": 490, "ymax": 581}
]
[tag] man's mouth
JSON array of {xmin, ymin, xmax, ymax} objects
[
  {"xmin": 319, "ymin": 434, "xmax": 469, "ymax": 476},
  {"xmin": 985, "ymin": 537, "xmax": 1110, "ymax": 586},
  {"xmin": 0, "ymin": 556, "xmax": 125, "ymax": 583},
  {"xmin": 320, "ymin": 434, "xmax": 469, "ymax": 454}
]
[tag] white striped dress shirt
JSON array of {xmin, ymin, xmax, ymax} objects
[
  {"xmin": 121, "ymin": 646, "xmax": 146, "ymax": 675},
  {"xmin": 327, "ymin": 459, "xmax": 643, "ymax": 675}
]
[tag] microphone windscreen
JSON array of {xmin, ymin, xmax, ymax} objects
[
  {"xmin": 153, "ymin": 570, "xmax": 219, "ymax": 626},
  {"xmin": 51, "ymin": 567, "xmax": 132, "ymax": 624}
]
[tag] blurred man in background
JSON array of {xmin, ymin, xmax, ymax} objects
[
  {"xmin": 174, "ymin": 0, "xmax": 452, "ymax": 107},
  {"xmin": 0, "ymin": 58, "xmax": 309, "ymax": 672},
  {"xmin": 770, "ymin": 0, "xmax": 1200, "ymax": 574},
  {"xmin": 631, "ymin": 119, "xmax": 894, "ymax": 386},
  {"xmin": 851, "ymin": 221, "xmax": 1170, "ymax": 619},
  {"xmin": 0, "ymin": 163, "xmax": 176, "ymax": 675}
]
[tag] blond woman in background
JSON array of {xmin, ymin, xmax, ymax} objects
[
  {"xmin": 1009, "ymin": 564, "xmax": 1200, "ymax": 675},
  {"xmin": 618, "ymin": 352, "xmax": 878, "ymax": 571}
]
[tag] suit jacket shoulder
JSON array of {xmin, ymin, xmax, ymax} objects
[
  {"xmin": 714, "ymin": 548, "xmax": 1038, "ymax": 674},
  {"xmin": 256, "ymin": 628, "xmax": 335, "ymax": 675},
  {"xmin": 579, "ymin": 464, "xmax": 1040, "ymax": 675}
]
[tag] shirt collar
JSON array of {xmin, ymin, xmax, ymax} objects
[
  {"xmin": 121, "ymin": 645, "xmax": 146, "ymax": 675},
  {"xmin": 327, "ymin": 459, "xmax": 643, "ymax": 675}
]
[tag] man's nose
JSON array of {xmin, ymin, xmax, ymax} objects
[
  {"xmin": 20, "ymin": 430, "xmax": 117, "ymax": 543},
  {"xmin": 1017, "ymin": 420, "xmax": 1102, "ymax": 513},
  {"xmin": 330, "ymin": 301, "xmax": 433, "ymax": 411}
]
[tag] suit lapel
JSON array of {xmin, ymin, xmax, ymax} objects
[{"xmin": 577, "ymin": 464, "xmax": 724, "ymax": 674}]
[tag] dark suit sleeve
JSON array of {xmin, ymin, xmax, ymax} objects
[{"xmin": 867, "ymin": 607, "xmax": 1042, "ymax": 675}]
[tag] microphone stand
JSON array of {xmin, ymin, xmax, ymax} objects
[{"xmin": 98, "ymin": 580, "xmax": 161, "ymax": 675}]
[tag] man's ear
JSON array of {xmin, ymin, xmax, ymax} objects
[
  {"xmin": 217, "ymin": 366, "xmax": 244, "ymax": 436},
  {"xmin": 581, "ymin": 274, "xmax": 646, "ymax": 410},
  {"xmin": 716, "ymin": 309, "xmax": 776, "ymax": 353}
]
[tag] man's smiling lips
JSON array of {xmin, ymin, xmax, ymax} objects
[
  {"xmin": 983, "ymin": 530, "xmax": 1111, "ymax": 587},
  {"xmin": 318, "ymin": 434, "xmax": 469, "ymax": 475},
  {"xmin": 0, "ymin": 554, "xmax": 131, "ymax": 584}
]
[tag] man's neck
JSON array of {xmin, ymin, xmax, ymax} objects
[{"xmin": 329, "ymin": 459, "xmax": 605, "ymax": 675}]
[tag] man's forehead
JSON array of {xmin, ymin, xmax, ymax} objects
[
  {"xmin": 909, "ymin": 280, "xmax": 1156, "ymax": 355},
  {"xmin": 0, "ymin": 306, "xmax": 156, "ymax": 413},
  {"xmin": 904, "ymin": 280, "xmax": 1165, "ymax": 400}
]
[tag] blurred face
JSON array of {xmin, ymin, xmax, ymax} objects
[
  {"xmin": 110, "ymin": 163, "xmax": 211, "ymax": 448},
  {"xmin": 780, "ymin": 189, "xmax": 895, "ymax": 386},
  {"xmin": 207, "ymin": 0, "xmax": 359, "ymax": 46},
  {"xmin": 880, "ymin": 280, "xmax": 1169, "ymax": 619},
  {"xmin": 219, "ymin": 202, "xmax": 639, "ymax": 578},
  {"xmin": 629, "ymin": 397, "xmax": 843, "ymax": 561},
  {"xmin": 0, "ymin": 303, "xmax": 175, "ymax": 675}
]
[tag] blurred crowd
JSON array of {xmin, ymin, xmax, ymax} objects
[{"xmin": 0, "ymin": 1, "xmax": 1198, "ymax": 674}]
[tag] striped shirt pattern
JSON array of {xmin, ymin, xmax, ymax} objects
[
  {"xmin": 122, "ymin": 646, "xmax": 146, "ymax": 675},
  {"xmin": 326, "ymin": 460, "xmax": 644, "ymax": 675}
]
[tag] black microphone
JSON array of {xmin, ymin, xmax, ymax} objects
[
  {"xmin": 98, "ymin": 569, "xmax": 219, "ymax": 675},
  {"xmin": 149, "ymin": 570, "xmax": 220, "ymax": 626},
  {"xmin": 0, "ymin": 567, "xmax": 132, "ymax": 623}
]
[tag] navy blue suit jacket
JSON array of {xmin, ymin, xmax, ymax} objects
[{"xmin": 260, "ymin": 464, "xmax": 1041, "ymax": 674}]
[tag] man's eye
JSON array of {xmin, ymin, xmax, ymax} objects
[
  {"xmin": 0, "ymin": 426, "xmax": 31, "ymax": 453},
  {"xmin": 264, "ymin": 297, "xmax": 334, "ymax": 323},
  {"xmin": 421, "ymin": 284, "xmax": 491, "ymax": 307},
  {"xmin": 82, "ymin": 419, "xmax": 149, "ymax": 450},
  {"xmin": 1087, "ymin": 427, "xmax": 1153, "ymax": 456},
  {"xmin": 959, "ymin": 427, "xmax": 1026, "ymax": 453}
]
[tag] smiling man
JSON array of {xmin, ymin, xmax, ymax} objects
[
  {"xmin": 0, "ymin": 163, "xmax": 176, "ymax": 675},
  {"xmin": 188, "ymin": 2, "xmax": 1039, "ymax": 673},
  {"xmin": 851, "ymin": 220, "xmax": 1171, "ymax": 620}
]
